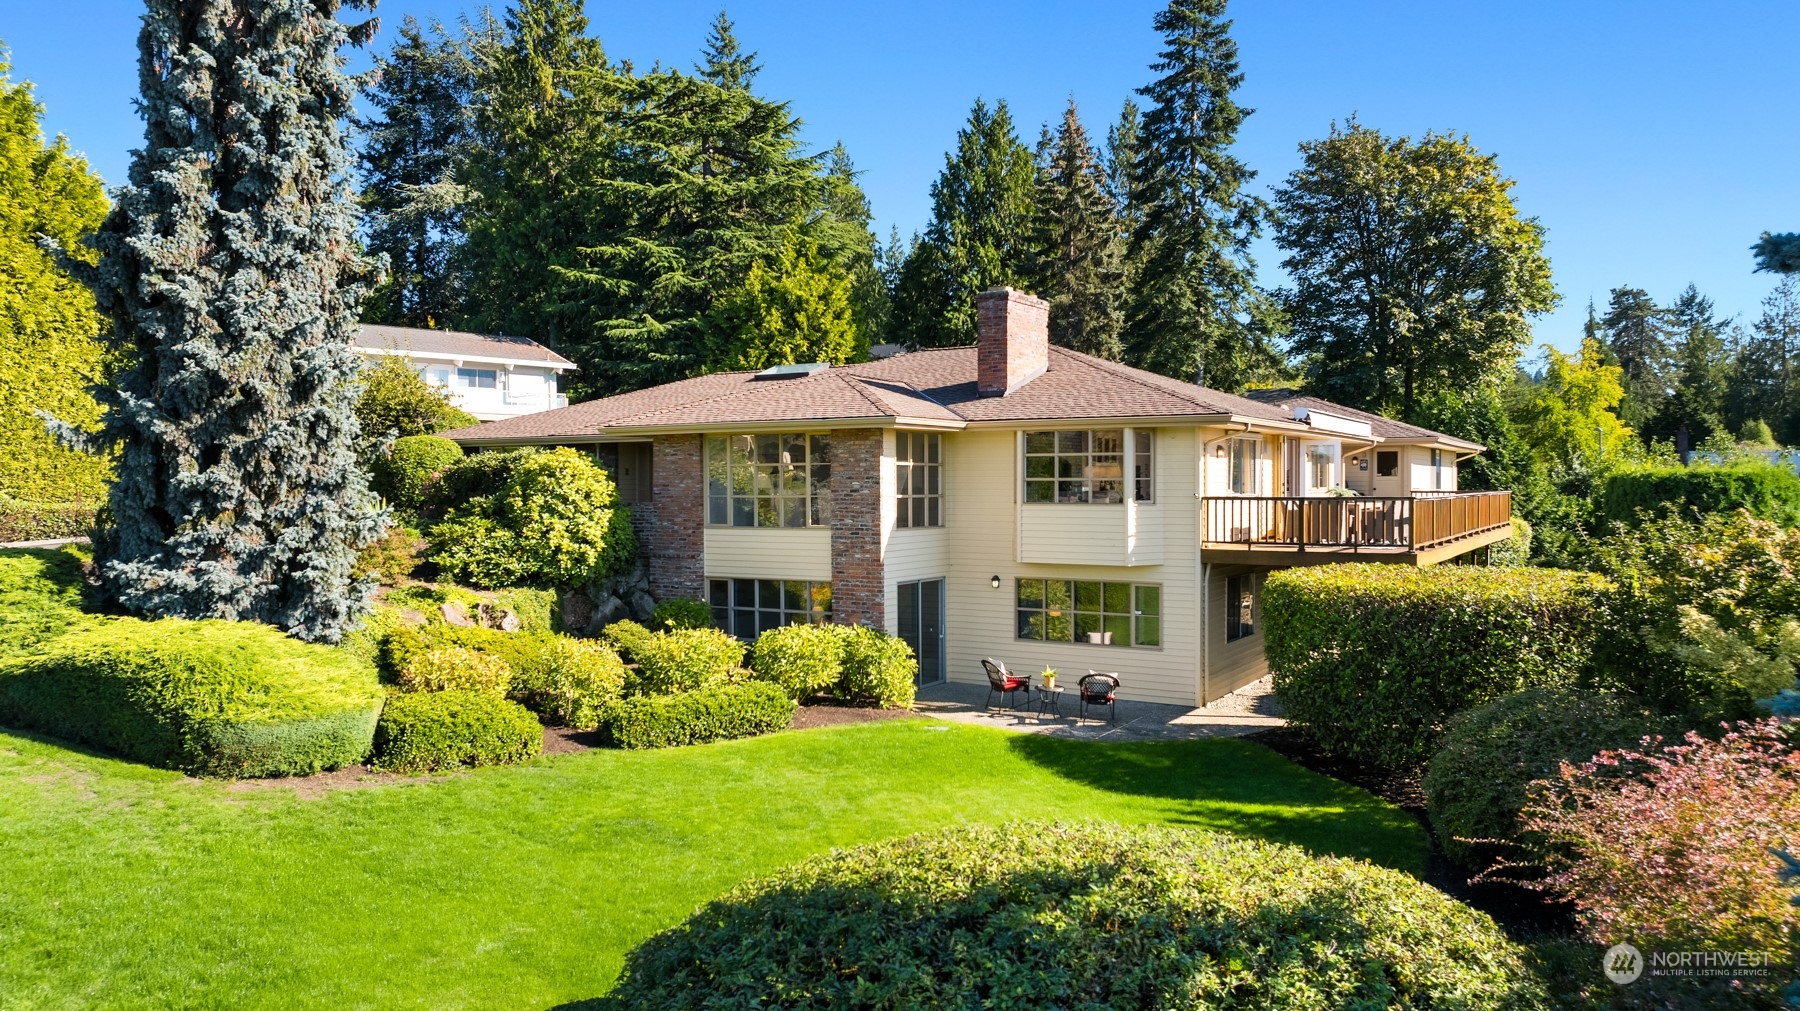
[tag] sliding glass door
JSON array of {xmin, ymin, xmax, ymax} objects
[{"xmin": 897, "ymin": 578, "xmax": 945, "ymax": 686}]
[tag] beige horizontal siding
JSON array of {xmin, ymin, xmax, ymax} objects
[{"xmin": 702, "ymin": 527, "xmax": 832, "ymax": 581}]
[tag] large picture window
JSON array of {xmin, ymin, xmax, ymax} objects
[
  {"xmin": 705, "ymin": 434, "xmax": 831, "ymax": 527},
  {"xmin": 1023, "ymin": 429, "xmax": 1153, "ymax": 504},
  {"xmin": 895, "ymin": 432, "xmax": 942, "ymax": 528},
  {"xmin": 1015, "ymin": 579, "xmax": 1161, "ymax": 647},
  {"xmin": 708, "ymin": 578, "xmax": 832, "ymax": 639}
]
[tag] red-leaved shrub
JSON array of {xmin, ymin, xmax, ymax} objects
[{"xmin": 1519, "ymin": 720, "xmax": 1800, "ymax": 1004}]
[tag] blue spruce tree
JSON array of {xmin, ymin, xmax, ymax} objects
[{"xmin": 75, "ymin": 0, "xmax": 385, "ymax": 641}]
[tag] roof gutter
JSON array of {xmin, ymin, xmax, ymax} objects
[{"xmin": 356, "ymin": 346, "xmax": 578, "ymax": 371}]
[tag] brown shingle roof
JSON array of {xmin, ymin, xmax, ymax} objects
[
  {"xmin": 442, "ymin": 346, "xmax": 1386, "ymax": 444},
  {"xmin": 1243, "ymin": 391, "xmax": 1483, "ymax": 450},
  {"xmin": 356, "ymin": 324, "xmax": 576, "ymax": 368}
]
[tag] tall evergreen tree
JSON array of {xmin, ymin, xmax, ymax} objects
[
  {"xmin": 814, "ymin": 142, "xmax": 887, "ymax": 347},
  {"xmin": 356, "ymin": 16, "xmax": 478, "ymax": 328},
  {"xmin": 715, "ymin": 227, "xmax": 861, "ymax": 369},
  {"xmin": 1125, "ymin": 0, "xmax": 1276, "ymax": 389},
  {"xmin": 696, "ymin": 9, "xmax": 759, "ymax": 90},
  {"xmin": 1031, "ymin": 100, "xmax": 1125, "ymax": 360},
  {"xmin": 1599, "ymin": 286, "xmax": 1673, "ymax": 428},
  {"xmin": 1650, "ymin": 285, "xmax": 1731, "ymax": 442},
  {"xmin": 0, "ymin": 53, "xmax": 111, "ymax": 506},
  {"xmin": 460, "ymin": 0, "xmax": 616, "ymax": 357},
  {"xmin": 1729, "ymin": 276, "xmax": 1800, "ymax": 443},
  {"xmin": 890, "ymin": 98, "xmax": 1039, "ymax": 348},
  {"xmin": 72, "ymin": 0, "xmax": 384, "ymax": 641},
  {"xmin": 1104, "ymin": 98, "xmax": 1143, "ymax": 232},
  {"xmin": 1754, "ymin": 232, "xmax": 1800, "ymax": 275},
  {"xmin": 1272, "ymin": 120, "xmax": 1556, "ymax": 415}
]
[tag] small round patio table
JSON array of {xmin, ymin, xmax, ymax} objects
[{"xmin": 1035, "ymin": 683, "xmax": 1065, "ymax": 720}]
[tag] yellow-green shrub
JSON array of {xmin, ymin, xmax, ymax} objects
[
  {"xmin": 397, "ymin": 647, "xmax": 512, "ymax": 696},
  {"xmin": 748, "ymin": 624, "xmax": 842, "ymax": 699},
  {"xmin": 371, "ymin": 689, "xmax": 541, "ymax": 773},
  {"xmin": 834, "ymin": 624, "xmax": 916, "ymax": 709},
  {"xmin": 508, "ymin": 636, "xmax": 626, "ymax": 730},
  {"xmin": 599, "ymin": 681, "xmax": 794, "ymax": 750},
  {"xmin": 631, "ymin": 628, "xmax": 744, "ymax": 695}
]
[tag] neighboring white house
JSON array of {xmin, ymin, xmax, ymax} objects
[{"xmin": 354, "ymin": 324, "xmax": 575, "ymax": 421}]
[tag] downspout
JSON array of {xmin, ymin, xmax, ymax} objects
[{"xmin": 1200, "ymin": 560, "xmax": 1212, "ymax": 706}]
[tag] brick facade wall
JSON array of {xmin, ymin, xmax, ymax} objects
[
  {"xmin": 828, "ymin": 428, "xmax": 885, "ymax": 626},
  {"xmin": 637, "ymin": 434, "xmax": 705, "ymax": 601},
  {"xmin": 976, "ymin": 287, "xmax": 1049, "ymax": 396}
]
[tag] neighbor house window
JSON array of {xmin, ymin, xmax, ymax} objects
[
  {"xmin": 1015, "ymin": 579, "xmax": 1161, "ymax": 647},
  {"xmin": 456, "ymin": 367, "xmax": 497, "ymax": 389},
  {"xmin": 895, "ymin": 432, "xmax": 942, "ymax": 528},
  {"xmin": 1023, "ymin": 430, "xmax": 1153, "ymax": 504},
  {"xmin": 705, "ymin": 434, "xmax": 831, "ymax": 528},
  {"xmin": 1431, "ymin": 448, "xmax": 1449, "ymax": 490},
  {"xmin": 422, "ymin": 366, "xmax": 451, "ymax": 386},
  {"xmin": 708, "ymin": 578, "xmax": 832, "ymax": 639},
  {"xmin": 1228, "ymin": 437, "xmax": 1264, "ymax": 495},
  {"xmin": 1376, "ymin": 450, "xmax": 1399, "ymax": 478},
  {"xmin": 1226, "ymin": 573, "xmax": 1261, "ymax": 642}
]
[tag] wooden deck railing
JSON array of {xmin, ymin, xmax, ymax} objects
[{"xmin": 1202, "ymin": 491, "xmax": 1511, "ymax": 553}]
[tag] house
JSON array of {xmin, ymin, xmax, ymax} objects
[
  {"xmin": 355, "ymin": 324, "xmax": 575, "ymax": 421},
  {"xmin": 441, "ymin": 288, "xmax": 1512, "ymax": 707}
]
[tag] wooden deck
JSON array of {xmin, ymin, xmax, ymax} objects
[{"xmin": 1200, "ymin": 491, "xmax": 1513, "ymax": 567}]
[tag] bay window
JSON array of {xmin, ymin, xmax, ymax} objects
[
  {"xmin": 1023, "ymin": 429, "xmax": 1153, "ymax": 504},
  {"xmin": 705, "ymin": 434, "xmax": 831, "ymax": 527}
]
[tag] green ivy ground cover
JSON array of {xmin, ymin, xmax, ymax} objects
[{"xmin": 0, "ymin": 720, "xmax": 1425, "ymax": 1009}]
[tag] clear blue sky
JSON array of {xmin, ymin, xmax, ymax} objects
[{"xmin": 6, "ymin": 0, "xmax": 1797, "ymax": 355}]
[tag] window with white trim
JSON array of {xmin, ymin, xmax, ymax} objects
[
  {"xmin": 1226, "ymin": 573, "xmax": 1261, "ymax": 642},
  {"xmin": 456, "ymin": 367, "xmax": 497, "ymax": 389},
  {"xmin": 1015, "ymin": 579, "xmax": 1161, "ymax": 647},
  {"xmin": 1305, "ymin": 442, "xmax": 1339, "ymax": 492},
  {"xmin": 1228, "ymin": 437, "xmax": 1265, "ymax": 494},
  {"xmin": 705, "ymin": 434, "xmax": 831, "ymax": 528},
  {"xmin": 895, "ymin": 432, "xmax": 942, "ymax": 528},
  {"xmin": 1022, "ymin": 429, "xmax": 1153, "ymax": 504}
]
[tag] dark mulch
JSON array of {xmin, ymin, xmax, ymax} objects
[
  {"xmin": 543, "ymin": 726, "xmax": 605, "ymax": 755},
  {"xmin": 1248, "ymin": 726, "xmax": 1575, "ymax": 939},
  {"xmin": 790, "ymin": 700, "xmax": 921, "ymax": 730}
]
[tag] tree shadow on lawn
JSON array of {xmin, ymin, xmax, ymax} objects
[{"xmin": 1004, "ymin": 733, "xmax": 1426, "ymax": 873}]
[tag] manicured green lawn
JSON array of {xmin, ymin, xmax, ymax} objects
[{"xmin": 0, "ymin": 719, "xmax": 1425, "ymax": 1010}]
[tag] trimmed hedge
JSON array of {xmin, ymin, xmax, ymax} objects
[
  {"xmin": 0, "ymin": 547, "xmax": 90, "ymax": 659},
  {"xmin": 0, "ymin": 618, "xmax": 383, "ymax": 777},
  {"xmin": 631, "ymin": 628, "xmax": 744, "ymax": 695},
  {"xmin": 371, "ymin": 689, "xmax": 542, "ymax": 773},
  {"xmin": 834, "ymin": 624, "xmax": 917, "ymax": 709},
  {"xmin": 651, "ymin": 597, "xmax": 713, "ymax": 630},
  {"xmin": 370, "ymin": 435, "xmax": 462, "ymax": 510},
  {"xmin": 1423, "ymin": 688, "xmax": 1675, "ymax": 871},
  {"xmin": 599, "ymin": 681, "xmax": 795, "ymax": 750},
  {"xmin": 1600, "ymin": 460, "xmax": 1800, "ymax": 528},
  {"xmin": 0, "ymin": 494, "xmax": 95, "ymax": 544},
  {"xmin": 1264, "ymin": 563, "xmax": 1607, "ymax": 771},
  {"xmin": 397, "ymin": 647, "xmax": 513, "ymax": 696},
  {"xmin": 748, "ymin": 624, "xmax": 842, "ymax": 699},
  {"xmin": 606, "ymin": 821, "xmax": 1549, "ymax": 1009}
]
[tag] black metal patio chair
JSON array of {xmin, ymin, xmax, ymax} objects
[
  {"xmin": 982, "ymin": 658, "xmax": 1033, "ymax": 711},
  {"xmin": 1078, "ymin": 671, "xmax": 1121, "ymax": 723}
]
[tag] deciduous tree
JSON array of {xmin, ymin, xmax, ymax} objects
[
  {"xmin": 72, "ymin": 0, "xmax": 385, "ymax": 641},
  {"xmin": 1273, "ymin": 120, "xmax": 1555, "ymax": 416}
]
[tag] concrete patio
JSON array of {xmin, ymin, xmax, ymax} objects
[{"xmin": 913, "ymin": 675, "xmax": 1285, "ymax": 742}]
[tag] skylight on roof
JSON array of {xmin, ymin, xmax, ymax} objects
[{"xmin": 754, "ymin": 362, "xmax": 829, "ymax": 379}]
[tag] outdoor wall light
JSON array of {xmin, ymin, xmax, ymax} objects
[
  {"xmin": 1214, "ymin": 444, "xmax": 1226, "ymax": 458},
  {"xmin": 991, "ymin": 574, "xmax": 1002, "ymax": 589}
]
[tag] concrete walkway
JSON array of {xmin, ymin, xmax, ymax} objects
[{"xmin": 914, "ymin": 675, "xmax": 1285, "ymax": 742}]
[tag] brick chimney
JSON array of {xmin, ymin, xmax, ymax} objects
[{"xmin": 975, "ymin": 287, "xmax": 1049, "ymax": 397}]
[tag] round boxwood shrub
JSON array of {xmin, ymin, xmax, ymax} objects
[
  {"xmin": 599, "ymin": 681, "xmax": 795, "ymax": 750},
  {"xmin": 397, "ymin": 647, "xmax": 513, "ymax": 696},
  {"xmin": 0, "ymin": 617, "xmax": 383, "ymax": 777},
  {"xmin": 748, "ymin": 624, "xmax": 842, "ymax": 699},
  {"xmin": 631, "ymin": 628, "xmax": 744, "ymax": 695},
  {"xmin": 371, "ymin": 689, "xmax": 542, "ymax": 773},
  {"xmin": 601, "ymin": 619, "xmax": 654, "ymax": 663},
  {"xmin": 1264, "ymin": 563, "xmax": 1607, "ymax": 771},
  {"xmin": 508, "ymin": 636, "xmax": 626, "ymax": 730},
  {"xmin": 608, "ymin": 821, "xmax": 1549, "ymax": 1009},
  {"xmin": 651, "ymin": 597, "xmax": 712, "ymax": 630},
  {"xmin": 1424, "ymin": 687, "xmax": 1675, "ymax": 871},
  {"xmin": 370, "ymin": 435, "xmax": 463, "ymax": 510},
  {"xmin": 834, "ymin": 624, "xmax": 917, "ymax": 709}
]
